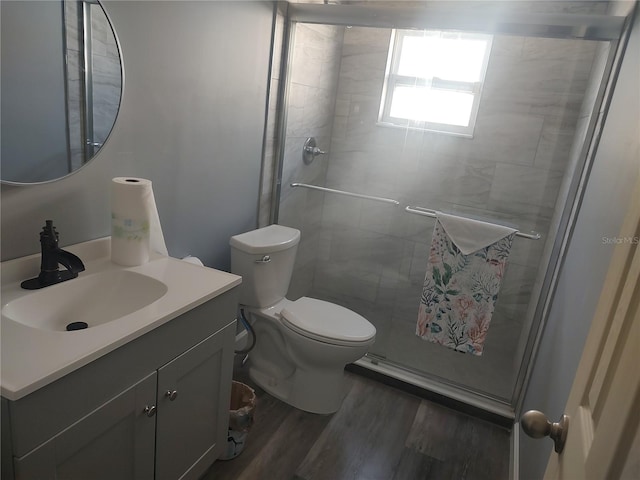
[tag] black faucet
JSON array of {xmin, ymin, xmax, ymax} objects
[{"xmin": 21, "ymin": 220, "xmax": 86, "ymax": 290}]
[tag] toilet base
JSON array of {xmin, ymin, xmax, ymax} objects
[{"xmin": 248, "ymin": 363, "xmax": 347, "ymax": 414}]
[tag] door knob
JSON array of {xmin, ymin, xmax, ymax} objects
[{"xmin": 521, "ymin": 410, "xmax": 569, "ymax": 453}]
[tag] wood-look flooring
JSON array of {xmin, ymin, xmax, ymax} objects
[{"xmin": 202, "ymin": 364, "xmax": 511, "ymax": 480}]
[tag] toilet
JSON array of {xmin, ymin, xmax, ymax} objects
[{"xmin": 229, "ymin": 224, "xmax": 376, "ymax": 414}]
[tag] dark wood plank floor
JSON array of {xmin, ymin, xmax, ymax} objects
[{"xmin": 202, "ymin": 364, "xmax": 510, "ymax": 480}]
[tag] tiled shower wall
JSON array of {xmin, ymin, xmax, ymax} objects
[
  {"xmin": 281, "ymin": 25, "xmax": 601, "ymax": 398},
  {"xmin": 277, "ymin": 23, "xmax": 346, "ymax": 299},
  {"xmin": 258, "ymin": 2, "xmax": 286, "ymax": 229},
  {"xmin": 65, "ymin": 0, "xmax": 85, "ymax": 170},
  {"xmin": 88, "ymin": 5, "xmax": 121, "ymax": 150},
  {"xmin": 65, "ymin": 1, "xmax": 121, "ymax": 171}
]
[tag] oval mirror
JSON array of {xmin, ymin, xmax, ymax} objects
[{"xmin": 1, "ymin": 0, "xmax": 122, "ymax": 185}]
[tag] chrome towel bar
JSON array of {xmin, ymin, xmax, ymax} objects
[
  {"xmin": 405, "ymin": 206, "xmax": 541, "ymax": 240},
  {"xmin": 290, "ymin": 183, "xmax": 400, "ymax": 205},
  {"xmin": 285, "ymin": 187, "xmax": 540, "ymax": 240}
]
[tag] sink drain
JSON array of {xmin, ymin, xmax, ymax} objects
[{"xmin": 66, "ymin": 321, "xmax": 88, "ymax": 331}]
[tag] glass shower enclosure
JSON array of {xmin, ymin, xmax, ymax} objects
[{"xmin": 268, "ymin": 2, "xmax": 630, "ymax": 417}]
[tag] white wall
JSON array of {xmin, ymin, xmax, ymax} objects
[
  {"xmin": 0, "ymin": 1, "xmax": 274, "ymax": 269},
  {"xmin": 519, "ymin": 7, "xmax": 639, "ymax": 479}
]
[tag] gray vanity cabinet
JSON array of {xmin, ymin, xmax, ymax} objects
[
  {"xmin": 2, "ymin": 288, "xmax": 238, "ymax": 480},
  {"xmin": 155, "ymin": 329, "xmax": 231, "ymax": 480},
  {"xmin": 13, "ymin": 372, "xmax": 157, "ymax": 480}
]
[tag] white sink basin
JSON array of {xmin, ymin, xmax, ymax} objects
[
  {"xmin": 2, "ymin": 270, "xmax": 168, "ymax": 332},
  {"xmin": 1, "ymin": 237, "xmax": 242, "ymax": 400}
]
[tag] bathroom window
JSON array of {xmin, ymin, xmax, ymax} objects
[{"xmin": 378, "ymin": 29, "xmax": 492, "ymax": 137}]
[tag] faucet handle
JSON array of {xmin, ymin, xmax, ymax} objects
[
  {"xmin": 22, "ymin": 221, "xmax": 83, "ymax": 290},
  {"xmin": 41, "ymin": 220, "xmax": 59, "ymax": 247}
]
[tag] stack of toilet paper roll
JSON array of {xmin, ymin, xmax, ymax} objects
[{"xmin": 111, "ymin": 177, "xmax": 168, "ymax": 266}]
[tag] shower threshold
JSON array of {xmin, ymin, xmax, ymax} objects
[{"xmin": 349, "ymin": 354, "xmax": 515, "ymax": 427}]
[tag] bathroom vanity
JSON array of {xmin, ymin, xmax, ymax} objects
[{"xmin": 0, "ymin": 238, "xmax": 241, "ymax": 480}]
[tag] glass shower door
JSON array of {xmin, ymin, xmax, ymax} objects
[{"xmin": 273, "ymin": 4, "xmax": 621, "ymax": 411}]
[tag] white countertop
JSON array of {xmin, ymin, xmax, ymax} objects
[{"xmin": 0, "ymin": 238, "xmax": 241, "ymax": 401}]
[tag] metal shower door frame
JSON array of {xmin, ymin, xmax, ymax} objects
[{"xmin": 270, "ymin": 2, "xmax": 630, "ymax": 418}]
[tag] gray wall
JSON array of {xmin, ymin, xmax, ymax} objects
[
  {"xmin": 519, "ymin": 6, "xmax": 639, "ymax": 479},
  {"xmin": 1, "ymin": 1, "xmax": 275, "ymax": 270},
  {"xmin": 1, "ymin": 1, "xmax": 69, "ymax": 183}
]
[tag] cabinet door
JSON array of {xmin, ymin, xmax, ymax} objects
[
  {"xmin": 13, "ymin": 371, "xmax": 157, "ymax": 480},
  {"xmin": 155, "ymin": 323, "xmax": 235, "ymax": 480}
]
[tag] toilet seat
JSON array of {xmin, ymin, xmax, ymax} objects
[{"xmin": 279, "ymin": 297, "xmax": 376, "ymax": 347}]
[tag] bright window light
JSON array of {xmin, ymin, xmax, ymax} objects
[
  {"xmin": 390, "ymin": 87, "xmax": 475, "ymax": 126},
  {"xmin": 379, "ymin": 29, "xmax": 492, "ymax": 136}
]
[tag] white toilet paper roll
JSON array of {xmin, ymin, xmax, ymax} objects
[
  {"xmin": 181, "ymin": 256, "xmax": 204, "ymax": 266},
  {"xmin": 111, "ymin": 177, "xmax": 168, "ymax": 266}
]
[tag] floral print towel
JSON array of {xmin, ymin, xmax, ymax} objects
[{"xmin": 416, "ymin": 219, "xmax": 515, "ymax": 355}]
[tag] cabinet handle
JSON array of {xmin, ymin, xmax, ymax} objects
[
  {"xmin": 143, "ymin": 405, "xmax": 157, "ymax": 417},
  {"xmin": 165, "ymin": 390, "xmax": 178, "ymax": 401}
]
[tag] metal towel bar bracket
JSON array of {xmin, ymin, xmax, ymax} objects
[{"xmin": 405, "ymin": 206, "xmax": 541, "ymax": 240}]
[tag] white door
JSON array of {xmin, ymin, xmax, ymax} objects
[{"xmin": 542, "ymin": 180, "xmax": 640, "ymax": 479}]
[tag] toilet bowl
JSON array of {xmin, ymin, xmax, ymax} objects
[{"xmin": 230, "ymin": 225, "xmax": 376, "ymax": 414}]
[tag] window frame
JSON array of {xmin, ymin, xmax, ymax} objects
[{"xmin": 378, "ymin": 29, "xmax": 493, "ymax": 137}]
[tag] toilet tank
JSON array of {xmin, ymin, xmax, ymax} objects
[{"xmin": 229, "ymin": 225, "xmax": 301, "ymax": 308}]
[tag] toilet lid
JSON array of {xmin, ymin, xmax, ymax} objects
[{"xmin": 280, "ymin": 297, "xmax": 376, "ymax": 345}]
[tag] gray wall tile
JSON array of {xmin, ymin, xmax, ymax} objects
[{"xmin": 269, "ymin": 9, "xmax": 606, "ymax": 400}]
